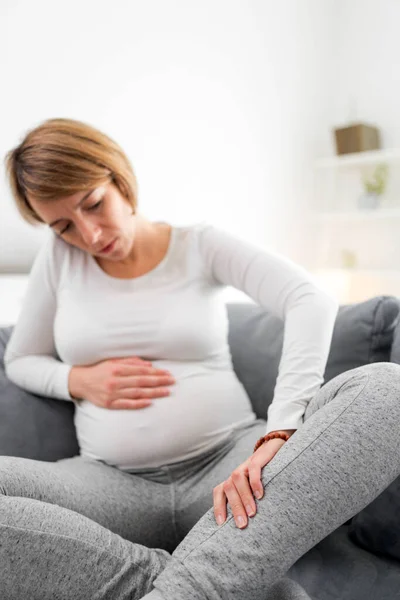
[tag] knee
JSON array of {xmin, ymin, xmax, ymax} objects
[
  {"xmin": 0, "ymin": 456, "xmax": 28, "ymax": 496},
  {"xmin": 340, "ymin": 362, "xmax": 400, "ymax": 411},
  {"xmin": 312, "ymin": 362, "xmax": 400, "ymax": 416},
  {"xmin": 350, "ymin": 361, "xmax": 400, "ymax": 384}
]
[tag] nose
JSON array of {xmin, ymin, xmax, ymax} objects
[{"xmin": 78, "ymin": 219, "xmax": 102, "ymax": 247}]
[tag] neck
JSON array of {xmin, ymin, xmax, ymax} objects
[{"xmin": 123, "ymin": 214, "xmax": 162, "ymax": 266}]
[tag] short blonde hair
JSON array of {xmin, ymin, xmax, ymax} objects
[{"xmin": 5, "ymin": 118, "xmax": 138, "ymax": 225}]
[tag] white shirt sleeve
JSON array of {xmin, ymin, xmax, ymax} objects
[
  {"xmin": 4, "ymin": 234, "xmax": 74, "ymax": 402},
  {"xmin": 197, "ymin": 222, "xmax": 339, "ymax": 435}
]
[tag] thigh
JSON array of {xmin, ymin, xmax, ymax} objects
[
  {"xmin": 175, "ymin": 366, "xmax": 378, "ymax": 540},
  {"xmin": 0, "ymin": 455, "xmax": 175, "ymax": 549},
  {"xmin": 175, "ymin": 420, "xmax": 268, "ymax": 539},
  {"xmin": 0, "ymin": 494, "xmax": 170, "ymax": 600}
]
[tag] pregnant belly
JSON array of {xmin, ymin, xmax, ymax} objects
[{"xmin": 73, "ymin": 363, "xmax": 255, "ymax": 469}]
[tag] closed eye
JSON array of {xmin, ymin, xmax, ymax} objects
[
  {"xmin": 59, "ymin": 200, "xmax": 103, "ymax": 235},
  {"xmin": 88, "ymin": 200, "xmax": 102, "ymax": 211}
]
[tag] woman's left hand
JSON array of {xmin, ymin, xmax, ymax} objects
[{"xmin": 213, "ymin": 429, "xmax": 296, "ymax": 529}]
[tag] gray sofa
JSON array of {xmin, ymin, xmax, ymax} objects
[{"xmin": 1, "ymin": 296, "xmax": 400, "ymax": 599}]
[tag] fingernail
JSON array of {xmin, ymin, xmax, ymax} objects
[
  {"xmin": 216, "ymin": 514, "xmax": 224, "ymax": 525},
  {"xmin": 236, "ymin": 516, "xmax": 246, "ymax": 528},
  {"xmin": 255, "ymin": 490, "xmax": 263, "ymax": 500},
  {"xmin": 246, "ymin": 504, "xmax": 255, "ymax": 517}
]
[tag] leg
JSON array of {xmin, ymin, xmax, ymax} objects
[
  {"xmin": 0, "ymin": 455, "xmax": 176, "ymax": 549},
  {"xmin": 146, "ymin": 363, "xmax": 400, "ymax": 600},
  {"xmin": 0, "ymin": 456, "xmax": 178, "ymax": 598},
  {"xmin": 0, "ymin": 494, "xmax": 170, "ymax": 600},
  {"xmin": 174, "ymin": 420, "xmax": 268, "ymax": 540}
]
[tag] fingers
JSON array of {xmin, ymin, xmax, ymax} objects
[
  {"xmin": 248, "ymin": 457, "xmax": 264, "ymax": 500},
  {"xmin": 108, "ymin": 387, "xmax": 172, "ymax": 408},
  {"xmin": 126, "ymin": 387, "xmax": 172, "ymax": 399},
  {"xmin": 133, "ymin": 375, "xmax": 176, "ymax": 388},
  {"xmin": 248, "ymin": 440, "xmax": 286, "ymax": 499},
  {"xmin": 213, "ymin": 464, "xmax": 257, "ymax": 530},
  {"xmin": 220, "ymin": 479, "xmax": 249, "ymax": 529},
  {"xmin": 111, "ymin": 356, "xmax": 153, "ymax": 366},
  {"xmin": 111, "ymin": 364, "xmax": 173, "ymax": 378},
  {"xmin": 104, "ymin": 362, "xmax": 176, "ymax": 409},
  {"xmin": 112, "ymin": 357, "xmax": 173, "ymax": 376},
  {"xmin": 110, "ymin": 364, "xmax": 175, "ymax": 385},
  {"xmin": 113, "ymin": 376, "xmax": 175, "ymax": 392},
  {"xmin": 108, "ymin": 364, "xmax": 176, "ymax": 394},
  {"xmin": 227, "ymin": 469, "xmax": 256, "ymax": 529},
  {"xmin": 109, "ymin": 399, "xmax": 153, "ymax": 410},
  {"xmin": 213, "ymin": 483, "xmax": 227, "ymax": 526},
  {"xmin": 212, "ymin": 442, "xmax": 285, "ymax": 529},
  {"xmin": 231, "ymin": 467, "xmax": 257, "ymax": 520}
]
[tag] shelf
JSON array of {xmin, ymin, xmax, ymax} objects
[
  {"xmin": 314, "ymin": 268, "xmax": 400, "ymax": 278},
  {"xmin": 310, "ymin": 208, "xmax": 400, "ymax": 222},
  {"xmin": 315, "ymin": 148, "xmax": 400, "ymax": 169}
]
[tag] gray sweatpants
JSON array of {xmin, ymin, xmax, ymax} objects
[{"xmin": 1, "ymin": 362, "xmax": 400, "ymax": 600}]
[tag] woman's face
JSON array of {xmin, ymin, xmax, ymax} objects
[{"xmin": 28, "ymin": 182, "xmax": 136, "ymax": 260}]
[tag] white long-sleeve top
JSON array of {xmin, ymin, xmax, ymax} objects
[{"xmin": 4, "ymin": 221, "xmax": 338, "ymax": 469}]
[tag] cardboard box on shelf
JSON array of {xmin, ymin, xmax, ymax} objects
[{"xmin": 334, "ymin": 123, "xmax": 381, "ymax": 155}]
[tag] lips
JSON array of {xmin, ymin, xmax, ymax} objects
[{"xmin": 99, "ymin": 239, "xmax": 116, "ymax": 253}]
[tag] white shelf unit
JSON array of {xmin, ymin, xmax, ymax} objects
[
  {"xmin": 309, "ymin": 148, "xmax": 400, "ymax": 303},
  {"xmin": 311, "ymin": 208, "xmax": 400, "ymax": 223},
  {"xmin": 315, "ymin": 148, "xmax": 400, "ymax": 169}
]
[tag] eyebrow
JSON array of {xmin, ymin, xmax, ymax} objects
[{"xmin": 49, "ymin": 189, "xmax": 95, "ymax": 227}]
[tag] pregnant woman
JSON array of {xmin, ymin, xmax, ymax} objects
[{"xmin": 2, "ymin": 118, "xmax": 400, "ymax": 600}]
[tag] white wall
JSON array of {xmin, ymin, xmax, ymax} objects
[
  {"xmin": 333, "ymin": 0, "xmax": 400, "ymax": 147},
  {"xmin": 1, "ymin": 0, "xmax": 336, "ymax": 274},
  {"xmin": 312, "ymin": 0, "xmax": 400, "ymax": 302}
]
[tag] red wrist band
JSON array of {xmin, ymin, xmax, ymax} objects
[{"xmin": 253, "ymin": 431, "xmax": 290, "ymax": 453}]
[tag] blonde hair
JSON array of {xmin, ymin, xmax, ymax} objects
[{"xmin": 5, "ymin": 118, "xmax": 138, "ymax": 225}]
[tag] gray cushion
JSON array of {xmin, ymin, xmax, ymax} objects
[
  {"xmin": 227, "ymin": 296, "xmax": 399, "ymax": 420},
  {"xmin": 324, "ymin": 297, "xmax": 399, "ymax": 382},
  {"xmin": 390, "ymin": 322, "xmax": 400, "ymax": 364},
  {"xmin": 0, "ymin": 327, "xmax": 79, "ymax": 461},
  {"xmin": 348, "ymin": 478, "xmax": 400, "ymax": 562}
]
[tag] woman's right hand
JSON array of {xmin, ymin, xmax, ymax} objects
[{"xmin": 68, "ymin": 356, "xmax": 176, "ymax": 409}]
